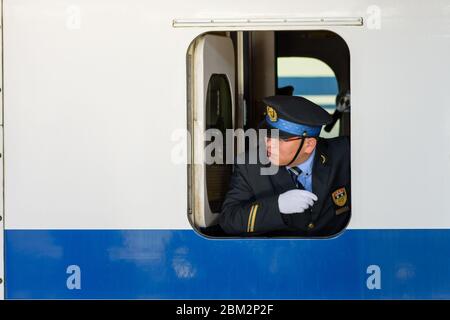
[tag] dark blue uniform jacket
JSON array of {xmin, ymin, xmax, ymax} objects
[{"xmin": 219, "ymin": 137, "xmax": 351, "ymax": 237}]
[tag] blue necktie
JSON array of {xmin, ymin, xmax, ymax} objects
[{"xmin": 288, "ymin": 167, "xmax": 305, "ymax": 190}]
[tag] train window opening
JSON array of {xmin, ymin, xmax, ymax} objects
[{"xmin": 187, "ymin": 30, "xmax": 351, "ymax": 238}]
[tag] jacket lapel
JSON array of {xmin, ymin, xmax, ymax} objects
[
  {"xmin": 268, "ymin": 165, "xmax": 296, "ymax": 193},
  {"xmin": 312, "ymin": 139, "xmax": 331, "ymax": 218}
]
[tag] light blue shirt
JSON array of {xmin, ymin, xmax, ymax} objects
[{"xmin": 287, "ymin": 148, "xmax": 316, "ymax": 192}]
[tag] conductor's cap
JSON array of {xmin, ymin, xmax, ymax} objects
[{"xmin": 262, "ymin": 95, "xmax": 332, "ymax": 138}]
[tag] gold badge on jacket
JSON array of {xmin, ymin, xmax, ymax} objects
[
  {"xmin": 266, "ymin": 106, "xmax": 277, "ymax": 122},
  {"xmin": 332, "ymin": 187, "xmax": 347, "ymax": 207}
]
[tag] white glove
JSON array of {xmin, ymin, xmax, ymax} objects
[{"xmin": 278, "ymin": 189, "xmax": 318, "ymax": 214}]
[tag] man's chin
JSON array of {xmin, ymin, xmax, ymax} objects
[{"xmin": 268, "ymin": 156, "xmax": 284, "ymax": 167}]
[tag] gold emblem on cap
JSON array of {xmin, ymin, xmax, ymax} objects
[
  {"xmin": 332, "ymin": 187, "xmax": 347, "ymax": 207},
  {"xmin": 266, "ymin": 106, "xmax": 277, "ymax": 122}
]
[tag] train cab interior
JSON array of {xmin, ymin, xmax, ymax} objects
[{"xmin": 187, "ymin": 30, "xmax": 350, "ymax": 237}]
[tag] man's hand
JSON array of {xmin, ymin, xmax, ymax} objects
[{"xmin": 278, "ymin": 189, "xmax": 318, "ymax": 214}]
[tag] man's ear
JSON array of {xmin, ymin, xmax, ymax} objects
[{"xmin": 304, "ymin": 138, "xmax": 317, "ymax": 153}]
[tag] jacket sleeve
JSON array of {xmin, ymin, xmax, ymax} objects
[{"xmin": 219, "ymin": 163, "xmax": 288, "ymax": 236}]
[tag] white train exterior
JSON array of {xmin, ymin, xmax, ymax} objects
[{"xmin": 1, "ymin": 0, "xmax": 450, "ymax": 299}]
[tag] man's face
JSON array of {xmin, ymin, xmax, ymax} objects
[{"xmin": 265, "ymin": 136, "xmax": 316, "ymax": 167}]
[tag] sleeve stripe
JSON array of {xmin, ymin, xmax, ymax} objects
[
  {"xmin": 249, "ymin": 204, "xmax": 259, "ymax": 232},
  {"xmin": 247, "ymin": 205, "xmax": 256, "ymax": 233}
]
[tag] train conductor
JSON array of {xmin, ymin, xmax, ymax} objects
[{"xmin": 219, "ymin": 95, "xmax": 351, "ymax": 237}]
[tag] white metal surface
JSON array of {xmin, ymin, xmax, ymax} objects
[
  {"xmin": 0, "ymin": 0, "xmax": 4, "ymax": 299},
  {"xmin": 2, "ymin": 0, "xmax": 450, "ymax": 230},
  {"xmin": 0, "ymin": 129, "xmax": 3, "ymax": 300},
  {"xmin": 192, "ymin": 34, "xmax": 235, "ymax": 228}
]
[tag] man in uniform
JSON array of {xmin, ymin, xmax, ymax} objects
[{"xmin": 219, "ymin": 95, "xmax": 350, "ymax": 237}]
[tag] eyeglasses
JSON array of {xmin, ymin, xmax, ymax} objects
[
  {"xmin": 266, "ymin": 135, "xmax": 303, "ymax": 142},
  {"xmin": 280, "ymin": 136, "xmax": 303, "ymax": 142}
]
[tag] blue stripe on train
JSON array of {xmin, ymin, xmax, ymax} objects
[
  {"xmin": 277, "ymin": 77, "xmax": 338, "ymax": 96},
  {"xmin": 4, "ymin": 229, "xmax": 450, "ymax": 299}
]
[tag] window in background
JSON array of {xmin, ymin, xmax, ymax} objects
[{"xmin": 277, "ymin": 57, "xmax": 339, "ymax": 138}]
